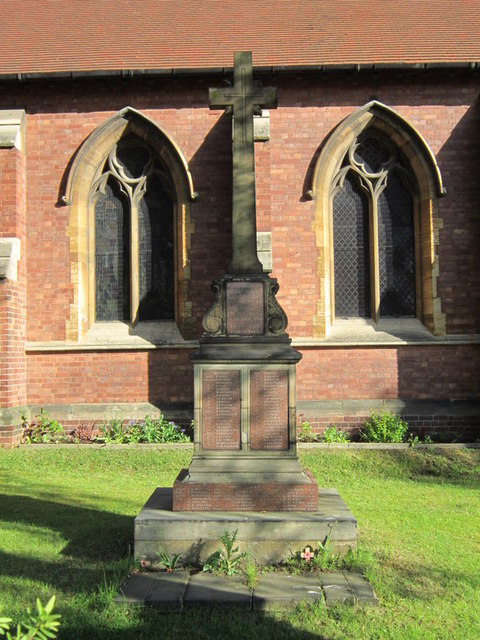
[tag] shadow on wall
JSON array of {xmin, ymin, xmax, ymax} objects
[{"xmin": 434, "ymin": 97, "xmax": 480, "ymax": 334}]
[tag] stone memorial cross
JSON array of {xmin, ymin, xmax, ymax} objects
[{"xmin": 209, "ymin": 51, "xmax": 277, "ymax": 274}]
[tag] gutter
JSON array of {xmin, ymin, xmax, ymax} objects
[{"xmin": 0, "ymin": 61, "xmax": 478, "ymax": 83}]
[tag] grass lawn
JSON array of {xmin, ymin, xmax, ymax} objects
[{"xmin": 0, "ymin": 446, "xmax": 479, "ymax": 639}]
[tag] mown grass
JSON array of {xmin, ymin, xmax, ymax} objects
[{"xmin": 0, "ymin": 447, "xmax": 479, "ymax": 639}]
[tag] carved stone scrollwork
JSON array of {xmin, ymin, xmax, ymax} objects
[
  {"xmin": 202, "ymin": 280, "xmax": 225, "ymax": 335},
  {"xmin": 266, "ymin": 279, "xmax": 288, "ymax": 335}
]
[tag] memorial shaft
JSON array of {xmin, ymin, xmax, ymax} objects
[{"xmin": 209, "ymin": 51, "xmax": 277, "ymax": 273}]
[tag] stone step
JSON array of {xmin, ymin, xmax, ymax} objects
[{"xmin": 135, "ymin": 487, "xmax": 357, "ymax": 565}]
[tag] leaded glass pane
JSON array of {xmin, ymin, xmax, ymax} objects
[
  {"xmin": 116, "ymin": 144, "xmax": 151, "ymax": 179},
  {"xmin": 353, "ymin": 137, "xmax": 390, "ymax": 173},
  {"xmin": 95, "ymin": 180, "xmax": 130, "ymax": 321},
  {"xmin": 378, "ymin": 172, "xmax": 416, "ymax": 316},
  {"xmin": 333, "ymin": 173, "xmax": 370, "ymax": 318},
  {"xmin": 138, "ymin": 175, "xmax": 174, "ymax": 320}
]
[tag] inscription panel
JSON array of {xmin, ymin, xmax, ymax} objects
[
  {"xmin": 226, "ymin": 281, "xmax": 264, "ymax": 335},
  {"xmin": 250, "ymin": 369, "xmax": 289, "ymax": 450},
  {"xmin": 202, "ymin": 369, "xmax": 241, "ymax": 450}
]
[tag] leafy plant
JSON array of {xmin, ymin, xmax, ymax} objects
[
  {"xmin": 0, "ymin": 596, "xmax": 60, "ymax": 640},
  {"xmin": 311, "ymin": 529, "xmax": 337, "ymax": 570},
  {"xmin": 203, "ymin": 530, "xmax": 248, "ymax": 576},
  {"xmin": 297, "ymin": 421, "xmax": 317, "ymax": 442},
  {"xmin": 156, "ymin": 549, "xmax": 182, "ymax": 572},
  {"xmin": 22, "ymin": 410, "xmax": 65, "ymax": 444},
  {"xmin": 97, "ymin": 415, "xmax": 190, "ymax": 444},
  {"xmin": 321, "ymin": 425, "xmax": 349, "ymax": 443},
  {"xmin": 361, "ymin": 411, "xmax": 408, "ymax": 443}
]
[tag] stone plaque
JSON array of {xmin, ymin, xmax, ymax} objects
[
  {"xmin": 226, "ymin": 281, "xmax": 264, "ymax": 335},
  {"xmin": 202, "ymin": 369, "xmax": 241, "ymax": 449},
  {"xmin": 250, "ymin": 370, "xmax": 289, "ymax": 450}
]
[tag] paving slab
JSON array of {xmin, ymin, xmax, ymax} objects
[
  {"xmin": 117, "ymin": 570, "xmax": 378, "ymax": 610},
  {"xmin": 320, "ymin": 572, "xmax": 355, "ymax": 606},
  {"xmin": 116, "ymin": 573, "xmax": 161, "ymax": 604},
  {"xmin": 117, "ymin": 571, "xmax": 189, "ymax": 610},
  {"xmin": 184, "ymin": 573, "xmax": 252, "ymax": 608},
  {"xmin": 252, "ymin": 573, "xmax": 323, "ymax": 610},
  {"xmin": 344, "ymin": 571, "xmax": 379, "ymax": 606}
]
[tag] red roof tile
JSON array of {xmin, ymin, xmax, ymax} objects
[{"xmin": 1, "ymin": 1, "xmax": 480, "ymax": 77}]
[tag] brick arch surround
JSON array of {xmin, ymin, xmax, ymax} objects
[
  {"xmin": 65, "ymin": 106, "xmax": 198, "ymax": 340},
  {"xmin": 309, "ymin": 101, "xmax": 446, "ymax": 338}
]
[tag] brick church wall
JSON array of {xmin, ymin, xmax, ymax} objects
[
  {"xmin": 0, "ymin": 70, "xmax": 479, "ymax": 444},
  {"xmin": 0, "ymin": 144, "xmax": 27, "ymax": 446}
]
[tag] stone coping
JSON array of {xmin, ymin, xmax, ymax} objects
[
  {"xmin": 16, "ymin": 442, "xmax": 480, "ymax": 450},
  {"xmin": 25, "ymin": 330, "xmax": 480, "ymax": 351},
  {"xmin": 117, "ymin": 569, "xmax": 378, "ymax": 610}
]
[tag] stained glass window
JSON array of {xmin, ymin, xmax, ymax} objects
[
  {"xmin": 94, "ymin": 179, "xmax": 129, "ymax": 321},
  {"xmin": 93, "ymin": 141, "xmax": 174, "ymax": 323},
  {"xmin": 333, "ymin": 174, "xmax": 370, "ymax": 318},
  {"xmin": 332, "ymin": 134, "xmax": 416, "ymax": 321},
  {"xmin": 138, "ymin": 176, "xmax": 174, "ymax": 320},
  {"xmin": 378, "ymin": 172, "xmax": 416, "ymax": 316}
]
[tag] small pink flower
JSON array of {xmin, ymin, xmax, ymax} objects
[
  {"xmin": 301, "ymin": 546, "xmax": 314, "ymax": 562},
  {"xmin": 140, "ymin": 559, "xmax": 147, "ymax": 568}
]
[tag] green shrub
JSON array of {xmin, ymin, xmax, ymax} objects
[
  {"xmin": 361, "ymin": 410, "xmax": 408, "ymax": 443},
  {"xmin": 98, "ymin": 415, "xmax": 190, "ymax": 444},
  {"xmin": 321, "ymin": 425, "xmax": 349, "ymax": 443}
]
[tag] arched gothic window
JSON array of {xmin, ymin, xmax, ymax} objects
[
  {"xmin": 92, "ymin": 139, "xmax": 174, "ymax": 324},
  {"xmin": 309, "ymin": 101, "xmax": 446, "ymax": 338},
  {"xmin": 65, "ymin": 108, "xmax": 197, "ymax": 341},
  {"xmin": 332, "ymin": 134, "xmax": 416, "ymax": 321}
]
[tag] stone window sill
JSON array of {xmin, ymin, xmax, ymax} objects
[
  {"xmin": 292, "ymin": 318, "xmax": 480, "ymax": 347},
  {"xmin": 26, "ymin": 321, "xmax": 198, "ymax": 351}
]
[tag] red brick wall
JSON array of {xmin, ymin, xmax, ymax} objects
[
  {"xmin": 296, "ymin": 345, "xmax": 480, "ymax": 402},
  {"xmin": 0, "ymin": 70, "xmax": 478, "ymax": 427},
  {"xmin": 0, "ymin": 146, "xmax": 27, "ymax": 409},
  {"xmin": 27, "ymin": 349, "xmax": 193, "ymax": 405}
]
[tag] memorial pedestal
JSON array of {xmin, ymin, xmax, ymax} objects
[{"xmin": 171, "ymin": 274, "xmax": 319, "ymax": 512}]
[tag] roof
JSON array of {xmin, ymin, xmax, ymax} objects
[{"xmin": 2, "ymin": 0, "xmax": 480, "ymax": 78}]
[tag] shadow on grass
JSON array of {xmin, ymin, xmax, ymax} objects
[
  {"xmin": 58, "ymin": 603, "xmax": 330, "ymax": 640},
  {"xmin": 0, "ymin": 493, "xmax": 133, "ymax": 561}
]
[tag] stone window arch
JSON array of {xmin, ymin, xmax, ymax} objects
[
  {"xmin": 309, "ymin": 101, "xmax": 446, "ymax": 338},
  {"xmin": 65, "ymin": 107, "xmax": 198, "ymax": 341}
]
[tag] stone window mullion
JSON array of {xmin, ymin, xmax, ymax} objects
[
  {"xmin": 369, "ymin": 195, "xmax": 380, "ymax": 322},
  {"xmin": 130, "ymin": 199, "xmax": 140, "ymax": 325}
]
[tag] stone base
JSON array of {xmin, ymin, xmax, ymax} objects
[
  {"xmin": 135, "ymin": 487, "xmax": 357, "ymax": 565},
  {"xmin": 173, "ymin": 468, "xmax": 318, "ymax": 511},
  {"xmin": 172, "ymin": 453, "xmax": 319, "ymax": 511}
]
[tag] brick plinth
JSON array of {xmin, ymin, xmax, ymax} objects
[{"xmin": 172, "ymin": 468, "xmax": 319, "ymax": 512}]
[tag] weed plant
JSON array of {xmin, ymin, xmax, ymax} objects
[
  {"xmin": 0, "ymin": 597, "xmax": 60, "ymax": 640},
  {"xmin": 22, "ymin": 409, "xmax": 66, "ymax": 444},
  {"xmin": 203, "ymin": 530, "xmax": 248, "ymax": 576}
]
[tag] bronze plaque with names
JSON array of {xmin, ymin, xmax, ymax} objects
[
  {"xmin": 202, "ymin": 369, "xmax": 241, "ymax": 449},
  {"xmin": 226, "ymin": 281, "xmax": 264, "ymax": 335},
  {"xmin": 250, "ymin": 369, "xmax": 289, "ymax": 450}
]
